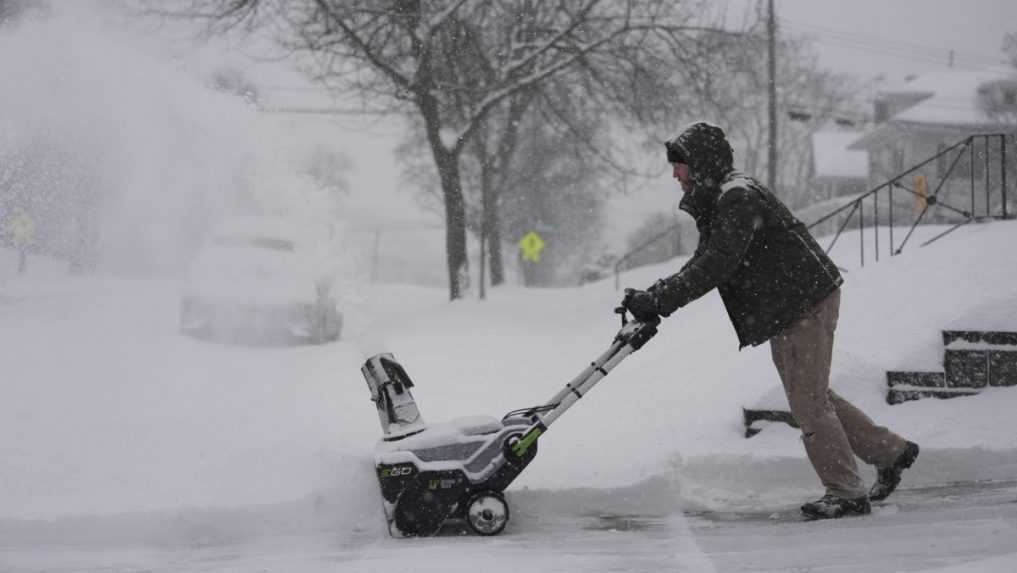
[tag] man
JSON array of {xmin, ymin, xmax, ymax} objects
[{"xmin": 622, "ymin": 122, "xmax": 919, "ymax": 520}]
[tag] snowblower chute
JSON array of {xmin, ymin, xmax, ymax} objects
[{"xmin": 361, "ymin": 308, "xmax": 660, "ymax": 537}]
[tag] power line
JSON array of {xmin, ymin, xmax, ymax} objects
[
  {"xmin": 813, "ymin": 37, "xmax": 997, "ymax": 74},
  {"xmin": 780, "ymin": 18, "xmax": 1006, "ymax": 73},
  {"xmin": 780, "ymin": 18, "xmax": 1005, "ymax": 65}
]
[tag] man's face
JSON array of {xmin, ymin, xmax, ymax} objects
[{"xmin": 672, "ymin": 162, "xmax": 691, "ymax": 193}]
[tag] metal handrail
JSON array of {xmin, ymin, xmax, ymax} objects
[
  {"xmin": 806, "ymin": 133, "xmax": 1011, "ymax": 268},
  {"xmin": 612, "ymin": 133, "xmax": 1011, "ymax": 289}
]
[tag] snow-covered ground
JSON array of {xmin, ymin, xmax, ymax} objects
[{"xmin": 1, "ymin": 220, "xmax": 1016, "ymax": 572}]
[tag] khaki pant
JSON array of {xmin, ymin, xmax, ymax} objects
[{"xmin": 770, "ymin": 289, "xmax": 907, "ymax": 499}]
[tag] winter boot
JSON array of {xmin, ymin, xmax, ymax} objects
[
  {"xmin": 800, "ymin": 494, "xmax": 871, "ymax": 520},
  {"xmin": 868, "ymin": 441, "xmax": 920, "ymax": 502}
]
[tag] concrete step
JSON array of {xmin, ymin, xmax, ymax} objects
[
  {"xmin": 942, "ymin": 330, "xmax": 1017, "ymax": 347},
  {"xmin": 942, "ymin": 330, "xmax": 1017, "ymax": 388},
  {"xmin": 989, "ymin": 350, "xmax": 1017, "ymax": 387},
  {"xmin": 742, "ymin": 408, "xmax": 798, "ymax": 438},
  {"xmin": 943, "ymin": 347, "xmax": 1017, "ymax": 388},
  {"xmin": 887, "ymin": 385, "xmax": 981, "ymax": 405},
  {"xmin": 885, "ymin": 330, "xmax": 1017, "ymax": 406},
  {"xmin": 944, "ymin": 349, "xmax": 990, "ymax": 388},
  {"xmin": 887, "ymin": 370, "xmax": 945, "ymax": 389}
]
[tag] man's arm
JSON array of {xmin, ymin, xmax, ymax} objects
[
  {"xmin": 675, "ymin": 221, "xmax": 709, "ymax": 275},
  {"xmin": 652, "ymin": 189, "xmax": 762, "ymax": 314}
]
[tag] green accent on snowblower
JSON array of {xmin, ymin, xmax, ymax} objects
[{"xmin": 511, "ymin": 428, "xmax": 543, "ymax": 457}]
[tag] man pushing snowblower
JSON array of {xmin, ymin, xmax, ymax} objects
[{"xmin": 620, "ymin": 122, "xmax": 920, "ymax": 520}]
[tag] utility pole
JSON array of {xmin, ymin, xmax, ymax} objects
[
  {"xmin": 767, "ymin": 0, "xmax": 778, "ymax": 192},
  {"xmin": 479, "ymin": 232, "xmax": 487, "ymax": 300}
]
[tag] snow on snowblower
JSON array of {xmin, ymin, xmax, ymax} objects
[{"xmin": 360, "ymin": 306, "xmax": 660, "ymax": 537}]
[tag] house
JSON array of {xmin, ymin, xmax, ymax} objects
[
  {"xmin": 848, "ymin": 67, "xmax": 1017, "ymax": 222},
  {"xmin": 812, "ymin": 130, "xmax": 869, "ymax": 198},
  {"xmin": 793, "ymin": 130, "xmax": 869, "ymax": 229}
]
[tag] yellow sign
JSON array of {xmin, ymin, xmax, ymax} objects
[
  {"xmin": 914, "ymin": 175, "xmax": 927, "ymax": 213},
  {"xmin": 518, "ymin": 230, "xmax": 545, "ymax": 263},
  {"xmin": 9, "ymin": 213, "xmax": 35, "ymax": 247}
]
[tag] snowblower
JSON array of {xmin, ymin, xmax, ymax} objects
[{"xmin": 360, "ymin": 306, "xmax": 660, "ymax": 537}]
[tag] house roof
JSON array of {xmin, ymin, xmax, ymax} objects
[
  {"xmin": 850, "ymin": 67, "xmax": 1017, "ymax": 150},
  {"xmin": 812, "ymin": 130, "xmax": 869, "ymax": 179},
  {"xmin": 894, "ymin": 68, "xmax": 1017, "ymax": 126},
  {"xmin": 885, "ymin": 67, "xmax": 1017, "ymax": 124}
]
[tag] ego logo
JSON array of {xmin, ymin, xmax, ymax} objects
[{"xmin": 379, "ymin": 465, "xmax": 414, "ymax": 479}]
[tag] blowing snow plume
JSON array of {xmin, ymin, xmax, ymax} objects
[{"xmin": 0, "ymin": 2, "xmax": 346, "ymax": 276}]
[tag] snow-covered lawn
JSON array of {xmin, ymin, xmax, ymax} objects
[{"xmin": 1, "ymin": 220, "xmax": 1016, "ymax": 571}]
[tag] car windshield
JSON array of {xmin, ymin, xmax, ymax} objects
[{"xmin": 212, "ymin": 236, "xmax": 296, "ymax": 252}]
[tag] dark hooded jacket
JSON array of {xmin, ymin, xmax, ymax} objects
[{"xmin": 654, "ymin": 122, "xmax": 843, "ymax": 348}]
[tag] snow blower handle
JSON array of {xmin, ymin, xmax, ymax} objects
[{"xmin": 614, "ymin": 304, "xmax": 629, "ymax": 326}]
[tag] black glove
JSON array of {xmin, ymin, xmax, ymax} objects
[
  {"xmin": 621, "ymin": 288, "xmax": 662, "ymax": 322},
  {"xmin": 646, "ymin": 279, "xmax": 674, "ymax": 317}
]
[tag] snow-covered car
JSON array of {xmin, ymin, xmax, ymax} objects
[{"xmin": 180, "ymin": 217, "xmax": 343, "ymax": 345}]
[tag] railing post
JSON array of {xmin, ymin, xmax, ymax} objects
[
  {"xmin": 859, "ymin": 198, "xmax": 865, "ymax": 268},
  {"xmin": 889, "ymin": 181, "xmax": 895, "ymax": 256},
  {"xmin": 985, "ymin": 135, "xmax": 991, "ymax": 218},
  {"xmin": 874, "ymin": 186, "xmax": 879, "ymax": 263},
  {"xmin": 1002, "ymin": 134, "xmax": 1009, "ymax": 219},
  {"xmin": 970, "ymin": 137, "xmax": 975, "ymax": 217}
]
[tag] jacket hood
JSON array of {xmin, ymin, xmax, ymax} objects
[
  {"xmin": 666, "ymin": 122, "xmax": 735, "ymax": 210},
  {"xmin": 667, "ymin": 122, "xmax": 732, "ymax": 220}
]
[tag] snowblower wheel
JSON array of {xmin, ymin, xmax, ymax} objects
[{"xmin": 466, "ymin": 491, "xmax": 509, "ymax": 536}]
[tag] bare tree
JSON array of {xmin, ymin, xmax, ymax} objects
[
  {"xmin": 0, "ymin": 0, "xmax": 38, "ymax": 26},
  {"xmin": 404, "ymin": 1, "xmax": 719, "ymax": 288},
  {"xmin": 159, "ymin": 0, "xmax": 725, "ymax": 299}
]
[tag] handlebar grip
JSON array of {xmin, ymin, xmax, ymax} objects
[{"xmin": 614, "ymin": 305, "xmax": 629, "ymax": 326}]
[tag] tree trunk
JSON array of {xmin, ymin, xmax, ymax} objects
[
  {"xmin": 438, "ymin": 152, "xmax": 468, "ymax": 300},
  {"xmin": 480, "ymin": 162, "xmax": 505, "ymax": 286},
  {"xmin": 487, "ymin": 203, "xmax": 505, "ymax": 285},
  {"xmin": 479, "ymin": 228, "xmax": 486, "ymax": 299},
  {"xmin": 486, "ymin": 92, "xmax": 533, "ymax": 287},
  {"xmin": 420, "ymin": 96, "xmax": 468, "ymax": 300}
]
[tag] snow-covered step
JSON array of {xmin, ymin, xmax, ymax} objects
[
  {"xmin": 887, "ymin": 384, "xmax": 981, "ymax": 405},
  {"xmin": 943, "ymin": 330, "xmax": 1017, "ymax": 388},
  {"xmin": 885, "ymin": 371, "xmax": 978, "ymax": 404},
  {"xmin": 942, "ymin": 330, "xmax": 1017, "ymax": 347},
  {"xmin": 886, "ymin": 330, "xmax": 1017, "ymax": 406},
  {"xmin": 742, "ymin": 408, "xmax": 798, "ymax": 438},
  {"xmin": 887, "ymin": 370, "xmax": 946, "ymax": 389}
]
